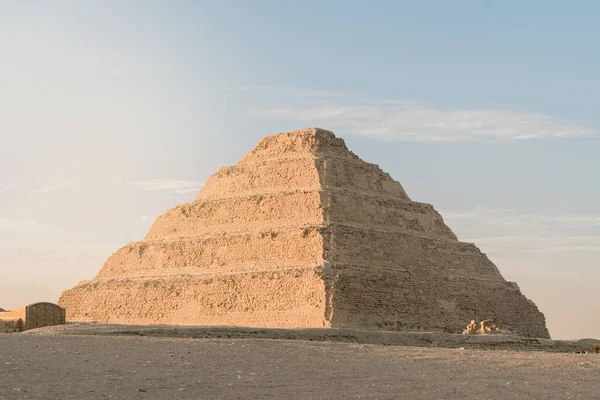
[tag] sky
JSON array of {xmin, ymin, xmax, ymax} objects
[{"xmin": 1, "ymin": 0, "xmax": 599, "ymax": 339}]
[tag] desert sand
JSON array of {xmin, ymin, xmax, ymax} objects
[{"xmin": 1, "ymin": 328, "xmax": 599, "ymax": 400}]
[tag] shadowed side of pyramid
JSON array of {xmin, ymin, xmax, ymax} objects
[
  {"xmin": 322, "ymin": 224, "xmax": 549, "ymax": 337},
  {"xmin": 59, "ymin": 128, "xmax": 549, "ymax": 338}
]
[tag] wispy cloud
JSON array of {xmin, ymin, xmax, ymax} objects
[
  {"xmin": 229, "ymin": 85, "xmax": 350, "ymax": 98},
  {"xmin": 243, "ymin": 88, "xmax": 596, "ymax": 142},
  {"xmin": 440, "ymin": 207, "xmax": 600, "ymax": 255},
  {"xmin": 0, "ymin": 216, "xmax": 60, "ymax": 238},
  {"xmin": 463, "ymin": 234, "xmax": 600, "ymax": 255},
  {"xmin": 442, "ymin": 207, "xmax": 600, "ymax": 227},
  {"xmin": 130, "ymin": 179, "xmax": 204, "ymax": 195},
  {"xmin": 33, "ymin": 180, "xmax": 76, "ymax": 194}
]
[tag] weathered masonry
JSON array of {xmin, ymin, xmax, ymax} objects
[{"xmin": 59, "ymin": 128, "xmax": 550, "ymax": 338}]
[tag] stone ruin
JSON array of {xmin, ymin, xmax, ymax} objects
[
  {"xmin": 0, "ymin": 303, "xmax": 66, "ymax": 333},
  {"xmin": 0, "ymin": 308, "xmax": 23, "ymax": 333},
  {"xmin": 59, "ymin": 128, "xmax": 550, "ymax": 338}
]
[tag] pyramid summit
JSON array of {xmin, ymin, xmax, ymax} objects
[{"xmin": 60, "ymin": 128, "xmax": 550, "ymax": 338}]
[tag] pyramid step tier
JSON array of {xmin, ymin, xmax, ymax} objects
[
  {"xmin": 239, "ymin": 128, "xmax": 358, "ymax": 163},
  {"xmin": 61, "ymin": 267, "xmax": 329, "ymax": 328},
  {"xmin": 90, "ymin": 264, "xmax": 513, "ymax": 283},
  {"xmin": 198, "ymin": 157, "xmax": 408, "ymax": 201},
  {"xmin": 146, "ymin": 188, "xmax": 453, "ymax": 241},
  {"xmin": 325, "ymin": 225, "xmax": 503, "ymax": 281},
  {"xmin": 60, "ymin": 266, "xmax": 548, "ymax": 338},
  {"xmin": 100, "ymin": 225, "xmax": 498, "ymax": 281},
  {"xmin": 99, "ymin": 227, "xmax": 325, "ymax": 279}
]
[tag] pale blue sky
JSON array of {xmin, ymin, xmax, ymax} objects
[{"xmin": 1, "ymin": 1, "xmax": 598, "ymax": 339}]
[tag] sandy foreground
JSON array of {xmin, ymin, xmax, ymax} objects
[{"xmin": 1, "ymin": 329, "xmax": 599, "ymax": 400}]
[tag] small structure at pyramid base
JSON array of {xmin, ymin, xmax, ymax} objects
[
  {"xmin": 0, "ymin": 303, "xmax": 66, "ymax": 333},
  {"xmin": 463, "ymin": 320, "xmax": 502, "ymax": 335},
  {"xmin": 59, "ymin": 128, "xmax": 550, "ymax": 338}
]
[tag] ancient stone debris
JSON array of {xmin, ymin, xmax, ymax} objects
[
  {"xmin": 59, "ymin": 128, "xmax": 550, "ymax": 338},
  {"xmin": 463, "ymin": 320, "xmax": 500, "ymax": 335},
  {"xmin": 463, "ymin": 320, "xmax": 478, "ymax": 335}
]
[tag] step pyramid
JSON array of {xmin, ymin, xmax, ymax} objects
[{"xmin": 59, "ymin": 128, "xmax": 550, "ymax": 338}]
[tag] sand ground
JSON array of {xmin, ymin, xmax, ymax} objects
[{"xmin": 1, "ymin": 333, "xmax": 599, "ymax": 400}]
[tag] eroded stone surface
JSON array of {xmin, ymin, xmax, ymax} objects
[{"xmin": 59, "ymin": 128, "xmax": 550, "ymax": 338}]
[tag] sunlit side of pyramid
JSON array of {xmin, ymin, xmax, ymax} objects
[{"xmin": 59, "ymin": 128, "xmax": 550, "ymax": 338}]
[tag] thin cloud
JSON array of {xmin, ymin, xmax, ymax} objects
[
  {"xmin": 0, "ymin": 216, "xmax": 60, "ymax": 238},
  {"xmin": 440, "ymin": 207, "xmax": 600, "ymax": 255},
  {"xmin": 33, "ymin": 180, "xmax": 76, "ymax": 194},
  {"xmin": 462, "ymin": 235, "xmax": 600, "ymax": 255},
  {"xmin": 441, "ymin": 207, "xmax": 600, "ymax": 228},
  {"xmin": 130, "ymin": 179, "xmax": 204, "ymax": 195},
  {"xmin": 228, "ymin": 86, "xmax": 350, "ymax": 98},
  {"xmin": 244, "ymin": 88, "xmax": 596, "ymax": 142}
]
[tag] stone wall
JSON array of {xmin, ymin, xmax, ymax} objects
[
  {"xmin": 24, "ymin": 302, "xmax": 66, "ymax": 330},
  {"xmin": 0, "ymin": 303, "xmax": 66, "ymax": 332}
]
